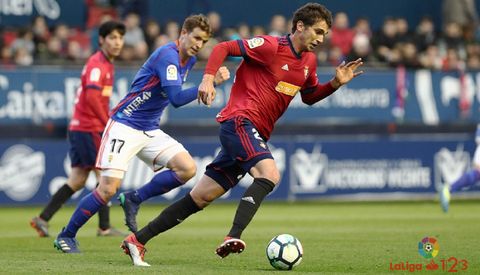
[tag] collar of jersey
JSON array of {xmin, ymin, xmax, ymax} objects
[{"xmin": 286, "ymin": 34, "xmax": 302, "ymax": 59}]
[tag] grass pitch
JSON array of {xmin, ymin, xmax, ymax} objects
[{"xmin": 1, "ymin": 200, "xmax": 479, "ymax": 274}]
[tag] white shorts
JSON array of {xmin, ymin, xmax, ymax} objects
[{"xmin": 96, "ymin": 119, "xmax": 187, "ymax": 179}]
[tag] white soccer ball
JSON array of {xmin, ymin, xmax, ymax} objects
[{"xmin": 266, "ymin": 234, "xmax": 303, "ymax": 270}]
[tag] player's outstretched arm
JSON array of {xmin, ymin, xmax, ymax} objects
[
  {"xmin": 331, "ymin": 58, "xmax": 364, "ymax": 89},
  {"xmin": 300, "ymin": 58, "xmax": 364, "ymax": 105}
]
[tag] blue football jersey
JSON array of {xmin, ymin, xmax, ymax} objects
[{"xmin": 111, "ymin": 42, "xmax": 196, "ymax": 130}]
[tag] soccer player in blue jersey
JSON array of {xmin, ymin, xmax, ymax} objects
[
  {"xmin": 440, "ymin": 124, "xmax": 480, "ymax": 212},
  {"xmin": 53, "ymin": 14, "xmax": 230, "ymax": 256}
]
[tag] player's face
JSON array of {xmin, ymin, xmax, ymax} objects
[
  {"xmin": 179, "ymin": 27, "xmax": 210, "ymax": 57},
  {"xmin": 301, "ymin": 19, "xmax": 329, "ymax": 52},
  {"xmin": 100, "ymin": 29, "xmax": 125, "ymax": 59}
]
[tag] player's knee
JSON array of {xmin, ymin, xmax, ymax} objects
[
  {"xmin": 97, "ymin": 177, "xmax": 121, "ymax": 201},
  {"xmin": 96, "ymin": 186, "xmax": 115, "ymax": 201},
  {"xmin": 191, "ymin": 192, "xmax": 213, "ymax": 208},
  {"xmin": 176, "ymin": 162, "xmax": 197, "ymax": 183},
  {"xmin": 263, "ymin": 170, "xmax": 281, "ymax": 185}
]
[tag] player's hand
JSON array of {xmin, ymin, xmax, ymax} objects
[
  {"xmin": 214, "ymin": 66, "xmax": 230, "ymax": 86},
  {"xmin": 331, "ymin": 58, "xmax": 364, "ymax": 88},
  {"xmin": 198, "ymin": 74, "xmax": 216, "ymax": 106}
]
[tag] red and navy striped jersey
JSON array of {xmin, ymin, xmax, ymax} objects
[
  {"xmin": 69, "ymin": 50, "xmax": 114, "ymax": 132},
  {"xmin": 216, "ymin": 35, "xmax": 318, "ymax": 140}
]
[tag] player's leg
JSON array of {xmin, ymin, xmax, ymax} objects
[
  {"xmin": 94, "ymin": 170, "xmax": 126, "ymax": 236},
  {"xmin": 441, "ymin": 144, "xmax": 480, "ymax": 212},
  {"xmin": 31, "ymin": 167, "xmax": 89, "ymax": 237},
  {"xmin": 122, "ymin": 174, "xmax": 226, "ymax": 266},
  {"xmin": 31, "ymin": 130, "xmax": 94, "ymax": 237},
  {"xmin": 55, "ymin": 120, "xmax": 145, "ymax": 253},
  {"xmin": 118, "ymin": 130, "xmax": 196, "ymax": 232},
  {"xmin": 450, "ymin": 144, "xmax": 480, "ymax": 192},
  {"xmin": 215, "ymin": 118, "xmax": 278, "ymax": 258}
]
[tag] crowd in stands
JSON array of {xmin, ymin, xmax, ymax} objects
[{"xmin": 1, "ymin": 0, "xmax": 480, "ymax": 71}]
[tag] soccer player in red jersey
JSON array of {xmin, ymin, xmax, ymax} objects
[
  {"xmin": 121, "ymin": 3, "xmax": 363, "ymax": 266},
  {"xmin": 30, "ymin": 21, "xmax": 126, "ymax": 238}
]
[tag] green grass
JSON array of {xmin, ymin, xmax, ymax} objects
[{"xmin": 1, "ymin": 200, "xmax": 479, "ymax": 274}]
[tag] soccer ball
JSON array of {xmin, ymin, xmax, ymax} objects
[{"xmin": 266, "ymin": 234, "xmax": 303, "ymax": 270}]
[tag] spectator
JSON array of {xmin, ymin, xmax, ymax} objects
[
  {"xmin": 123, "ymin": 12, "xmax": 148, "ymax": 59},
  {"xmin": 353, "ymin": 17, "xmax": 372, "ymax": 38},
  {"xmin": 207, "ymin": 11, "xmax": 222, "ymax": 39},
  {"xmin": 144, "ymin": 19, "xmax": 161, "ymax": 53},
  {"xmin": 395, "ymin": 17, "xmax": 410, "ymax": 43},
  {"xmin": 268, "ymin": 14, "xmax": 287, "ymax": 37},
  {"xmin": 442, "ymin": 0, "xmax": 479, "ymax": 41},
  {"xmin": 154, "ymin": 34, "xmax": 170, "ymax": 48},
  {"xmin": 438, "ymin": 22, "xmax": 467, "ymax": 60},
  {"xmin": 347, "ymin": 33, "xmax": 373, "ymax": 63},
  {"xmin": 330, "ymin": 12, "xmax": 354, "ymax": 56},
  {"xmin": 13, "ymin": 47, "xmax": 33, "ymax": 66},
  {"xmin": 165, "ymin": 20, "xmax": 180, "ymax": 41},
  {"xmin": 419, "ymin": 44, "xmax": 443, "ymax": 69},
  {"xmin": 237, "ymin": 23, "xmax": 251, "ymax": 39},
  {"xmin": 11, "ymin": 28, "xmax": 35, "ymax": 58},
  {"xmin": 373, "ymin": 17, "xmax": 398, "ymax": 62},
  {"xmin": 31, "ymin": 16, "xmax": 50, "ymax": 59},
  {"xmin": 467, "ymin": 54, "xmax": 480, "ymax": 69},
  {"xmin": 252, "ymin": 25, "xmax": 266, "ymax": 36},
  {"xmin": 400, "ymin": 41, "xmax": 421, "ymax": 68},
  {"xmin": 48, "ymin": 24, "xmax": 70, "ymax": 59},
  {"xmin": 414, "ymin": 16, "xmax": 437, "ymax": 52},
  {"xmin": 442, "ymin": 48, "xmax": 465, "ymax": 71}
]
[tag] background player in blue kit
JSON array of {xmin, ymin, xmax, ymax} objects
[
  {"xmin": 53, "ymin": 14, "xmax": 230, "ymax": 256},
  {"xmin": 440, "ymin": 124, "xmax": 480, "ymax": 212}
]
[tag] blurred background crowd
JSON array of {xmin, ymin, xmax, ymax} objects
[{"xmin": 1, "ymin": 0, "xmax": 480, "ymax": 71}]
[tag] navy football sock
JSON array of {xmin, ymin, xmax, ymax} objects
[
  {"xmin": 96, "ymin": 182, "xmax": 110, "ymax": 230},
  {"xmin": 135, "ymin": 193, "xmax": 201, "ymax": 245},
  {"xmin": 40, "ymin": 183, "xmax": 74, "ymax": 221},
  {"xmin": 136, "ymin": 170, "xmax": 184, "ymax": 202},
  {"xmin": 61, "ymin": 190, "xmax": 106, "ymax": 238},
  {"xmin": 228, "ymin": 178, "xmax": 275, "ymax": 238}
]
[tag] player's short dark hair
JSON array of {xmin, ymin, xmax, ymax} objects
[
  {"xmin": 291, "ymin": 3, "xmax": 332, "ymax": 33},
  {"xmin": 182, "ymin": 14, "xmax": 212, "ymax": 37},
  {"xmin": 99, "ymin": 21, "xmax": 126, "ymax": 38}
]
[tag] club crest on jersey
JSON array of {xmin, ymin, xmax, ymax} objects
[
  {"xmin": 166, "ymin": 64, "xmax": 178, "ymax": 80},
  {"xmin": 304, "ymin": 66, "xmax": 309, "ymax": 79},
  {"xmin": 247, "ymin": 37, "xmax": 265, "ymax": 49}
]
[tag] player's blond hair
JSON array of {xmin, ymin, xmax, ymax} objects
[{"xmin": 182, "ymin": 14, "xmax": 212, "ymax": 37}]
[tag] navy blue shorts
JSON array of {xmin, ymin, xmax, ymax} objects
[
  {"xmin": 205, "ymin": 117, "xmax": 273, "ymax": 191},
  {"xmin": 68, "ymin": 130, "xmax": 102, "ymax": 169}
]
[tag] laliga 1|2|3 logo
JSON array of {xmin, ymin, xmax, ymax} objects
[{"xmin": 389, "ymin": 237, "xmax": 469, "ymax": 273}]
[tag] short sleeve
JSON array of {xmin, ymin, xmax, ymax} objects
[
  {"xmin": 153, "ymin": 50, "xmax": 182, "ymax": 87},
  {"xmin": 238, "ymin": 35, "xmax": 278, "ymax": 65},
  {"xmin": 84, "ymin": 65, "xmax": 104, "ymax": 90}
]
